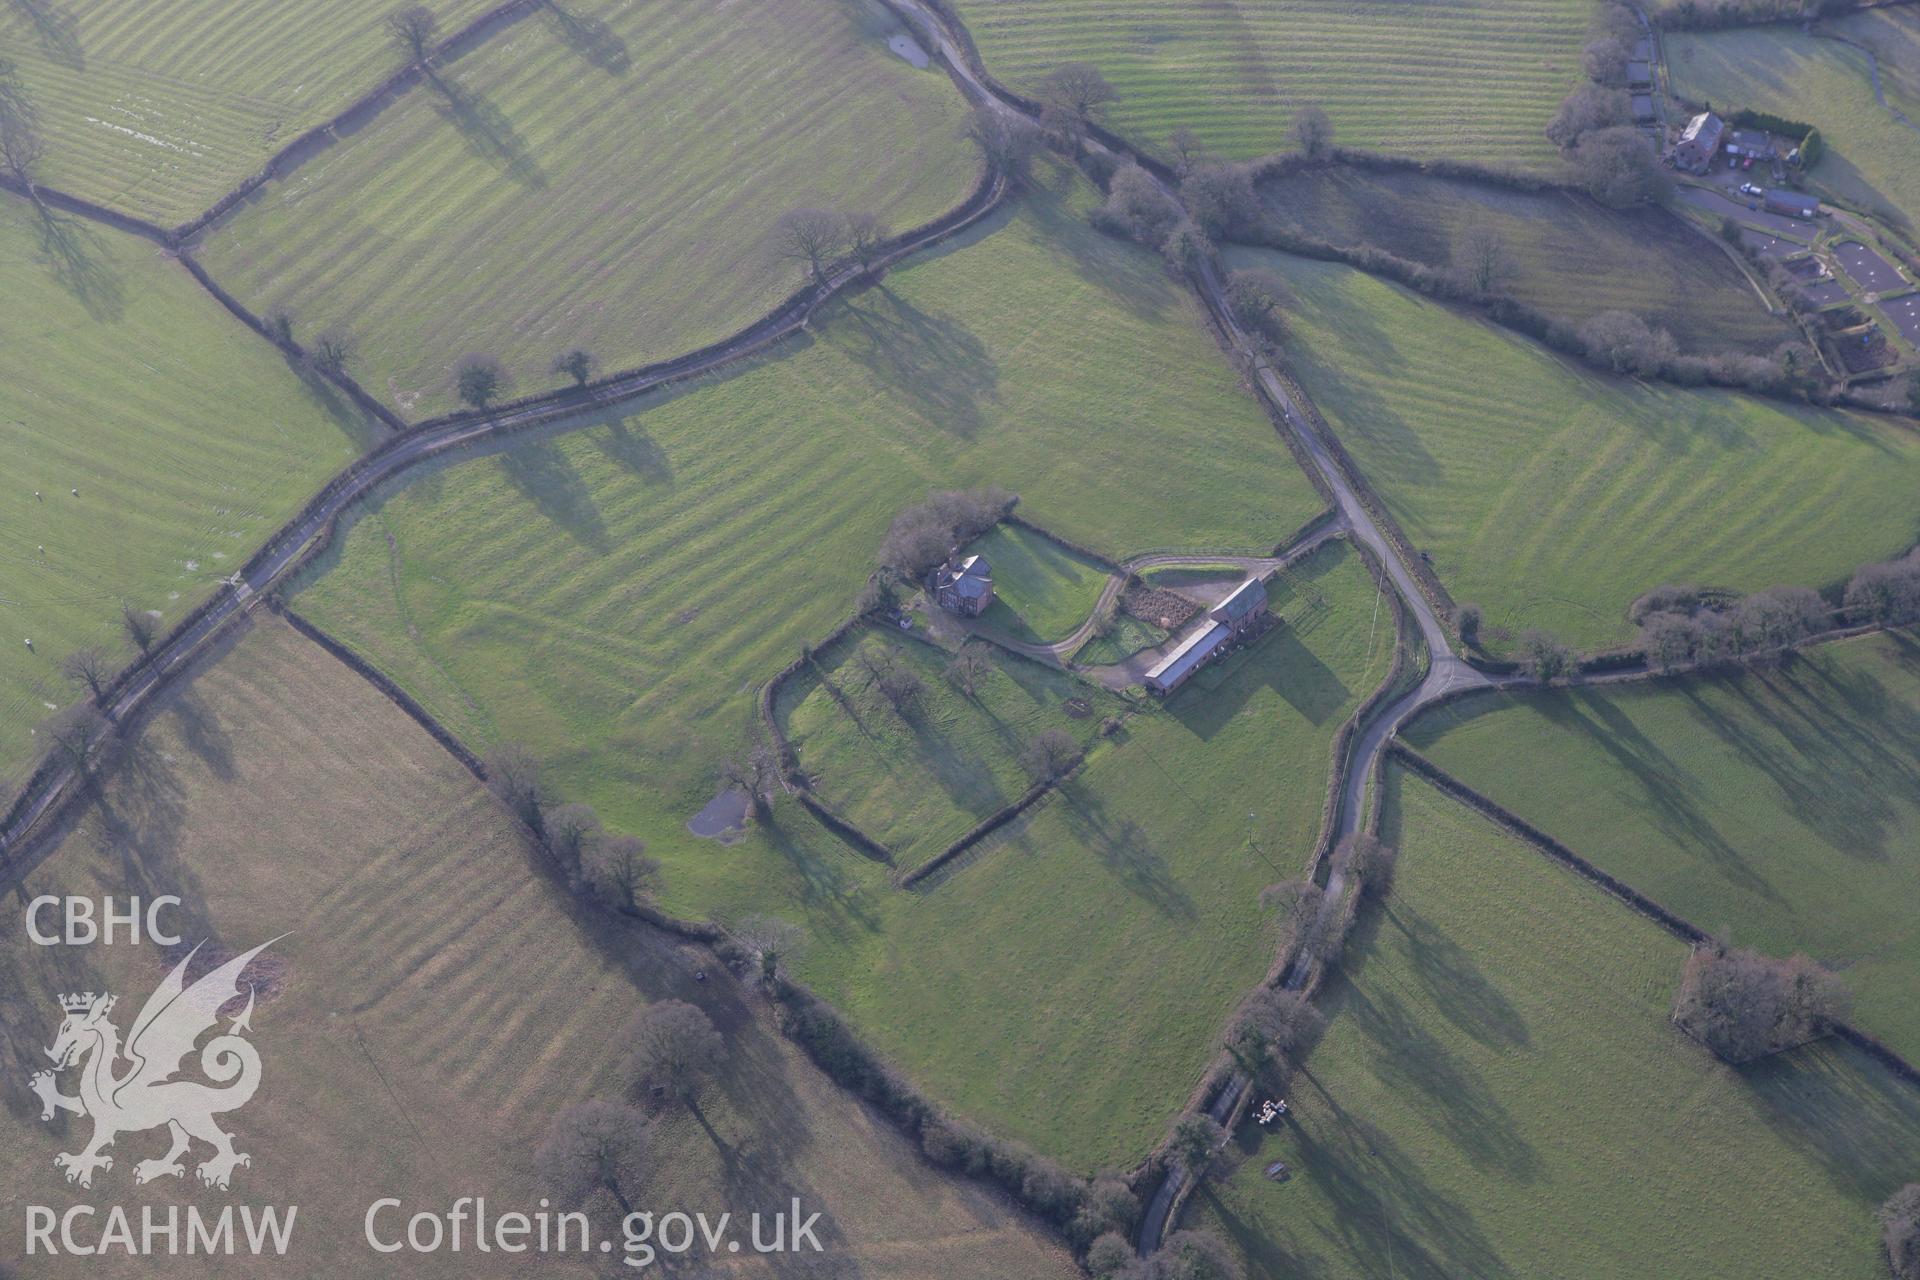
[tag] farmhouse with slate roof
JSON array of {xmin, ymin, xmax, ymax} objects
[
  {"xmin": 1674, "ymin": 111, "xmax": 1725, "ymax": 173},
  {"xmin": 932, "ymin": 553, "xmax": 995, "ymax": 617}
]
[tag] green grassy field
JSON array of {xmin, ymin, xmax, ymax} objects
[
  {"xmin": 0, "ymin": 0, "xmax": 499, "ymax": 225},
  {"xmin": 1258, "ymin": 166, "xmax": 1797, "ymax": 354},
  {"xmin": 1072, "ymin": 612, "xmax": 1168, "ymax": 666},
  {"xmin": 0, "ymin": 193, "xmax": 371, "ymax": 791},
  {"xmin": 970, "ymin": 522, "xmax": 1112, "ymax": 642},
  {"xmin": 299, "ymin": 441, "xmax": 1381, "ymax": 1180},
  {"xmin": 949, "ymin": 0, "xmax": 1588, "ymax": 169},
  {"xmin": 1228, "ymin": 247, "xmax": 1920, "ymax": 649},
  {"xmin": 197, "ymin": 0, "xmax": 979, "ymax": 419},
  {"xmin": 1667, "ymin": 19, "xmax": 1920, "ymax": 231},
  {"xmin": 1190, "ymin": 766, "xmax": 1920, "ymax": 1279},
  {"xmin": 1406, "ymin": 630, "xmax": 1920, "ymax": 1061},
  {"xmin": 776, "ymin": 626, "xmax": 1123, "ymax": 868},
  {"xmin": 809, "ymin": 540, "xmax": 1390, "ymax": 1166},
  {"xmin": 0, "ymin": 616, "xmax": 1080, "ymax": 1279}
]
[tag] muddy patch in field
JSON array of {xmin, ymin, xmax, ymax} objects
[{"xmin": 688, "ymin": 786, "xmax": 750, "ymax": 844}]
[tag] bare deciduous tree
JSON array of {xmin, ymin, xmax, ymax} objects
[
  {"xmin": 962, "ymin": 108, "xmax": 1041, "ymax": 181},
  {"xmin": 718, "ymin": 744, "xmax": 777, "ymax": 821},
  {"xmin": 581, "ymin": 833, "xmax": 660, "ymax": 914},
  {"xmin": 0, "ymin": 112, "xmax": 46, "ymax": 201},
  {"xmin": 544, "ymin": 801, "xmax": 602, "ymax": 878},
  {"xmin": 1166, "ymin": 126, "xmax": 1205, "ymax": 177},
  {"xmin": 43, "ymin": 702, "xmax": 108, "ymax": 775},
  {"xmin": 627, "ymin": 999, "xmax": 725, "ymax": 1107},
  {"xmin": 1035, "ymin": 62, "xmax": 1118, "ymax": 127},
  {"xmin": 387, "ymin": 5, "xmax": 440, "ymax": 69},
  {"xmin": 120, "ymin": 602, "xmax": 157, "ymax": 657},
  {"xmin": 1517, "ymin": 629, "xmax": 1573, "ymax": 682},
  {"xmin": 774, "ymin": 208, "xmax": 848, "ymax": 287},
  {"xmin": 552, "ymin": 348, "xmax": 597, "ymax": 387},
  {"xmin": 1335, "ymin": 832, "xmax": 1399, "ymax": 899},
  {"xmin": 310, "ymin": 327, "xmax": 355, "ymax": 376},
  {"xmin": 484, "ymin": 743, "xmax": 550, "ymax": 831},
  {"xmin": 536, "ymin": 1100, "xmax": 648, "ymax": 1214},
  {"xmin": 1225, "ymin": 268, "xmax": 1290, "ymax": 344},
  {"xmin": 1882, "ymin": 1184, "xmax": 1920, "ymax": 1280},
  {"xmin": 1290, "ymin": 104, "xmax": 1333, "ymax": 160},
  {"xmin": 455, "ymin": 354, "xmax": 507, "ymax": 409},
  {"xmin": 875, "ymin": 665, "xmax": 924, "ymax": 716},
  {"xmin": 944, "ymin": 646, "xmax": 990, "ymax": 698},
  {"xmin": 1226, "ymin": 986, "xmax": 1324, "ymax": 1073},
  {"xmin": 61, "ymin": 646, "xmax": 113, "ymax": 707},
  {"xmin": 733, "ymin": 914, "xmax": 803, "ymax": 987},
  {"xmin": 1020, "ymin": 727, "xmax": 1080, "ymax": 785},
  {"xmin": 1672, "ymin": 940, "xmax": 1850, "ymax": 1063},
  {"xmin": 1455, "ymin": 224, "xmax": 1519, "ymax": 296},
  {"xmin": 845, "ymin": 211, "xmax": 892, "ymax": 277}
]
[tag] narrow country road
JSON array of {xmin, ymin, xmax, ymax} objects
[
  {"xmin": 0, "ymin": 168, "xmax": 1009, "ymax": 867},
  {"xmin": 883, "ymin": 0, "xmax": 1502, "ymax": 1253}
]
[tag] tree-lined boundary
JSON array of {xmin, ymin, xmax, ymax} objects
[
  {"xmin": 0, "ymin": 162, "xmax": 1011, "ymax": 867},
  {"xmin": 1388, "ymin": 741, "xmax": 1920, "ymax": 1091}
]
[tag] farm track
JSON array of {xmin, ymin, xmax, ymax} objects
[
  {"xmin": 11, "ymin": 2, "xmax": 1909, "ymax": 1265},
  {"xmin": 957, "ymin": 528, "xmax": 1349, "ymax": 669},
  {"xmin": 0, "ymin": 162, "xmax": 1010, "ymax": 866}
]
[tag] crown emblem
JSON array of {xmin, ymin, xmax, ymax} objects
[{"xmin": 59, "ymin": 992, "xmax": 111, "ymax": 1015}]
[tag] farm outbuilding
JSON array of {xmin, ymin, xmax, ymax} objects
[
  {"xmin": 1725, "ymin": 128, "xmax": 1773, "ymax": 159},
  {"xmin": 1144, "ymin": 575, "xmax": 1271, "ymax": 694},
  {"xmin": 1626, "ymin": 60, "xmax": 1653, "ymax": 89},
  {"xmin": 1673, "ymin": 111, "xmax": 1725, "ymax": 172},
  {"xmin": 1763, "ymin": 190, "xmax": 1820, "ymax": 219},
  {"xmin": 1145, "ymin": 622, "xmax": 1231, "ymax": 694}
]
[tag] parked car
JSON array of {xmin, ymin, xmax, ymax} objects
[
  {"xmin": 1743, "ymin": 156, "xmax": 1755, "ymax": 170},
  {"xmin": 1739, "ymin": 182, "xmax": 1763, "ymax": 197}
]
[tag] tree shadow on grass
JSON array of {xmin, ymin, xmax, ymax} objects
[
  {"xmin": 1165, "ymin": 625, "xmax": 1347, "ymax": 742},
  {"xmin": 1538, "ymin": 686, "xmax": 1783, "ymax": 906},
  {"xmin": 7, "ymin": 0, "xmax": 84, "ymax": 70},
  {"xmin": 1740, "ymin": 1038, "xmax": 1920, "ymax": 1204},
  {"xmin": 33, "ymin": 207, "xmax": 122, "ymax": 322},
  {"xmin": 1286, "ymin": 1051, "xmax": 1519, "ymax": 1280},
  {"xmin": 1663, "ymin": 650, "xmax": 1920, "ymax": 878},
  {"xmin": 427, "ymin": 74, "xmax": 545, "ymax": 189},
  {"xmin": 539, "ymin": 0, "xmax": 629, "ymax": 75},
  {"xmin": 832, "ymin": 286, "xmax": 999, "ymax": 439},
  {"xmin": 1335, "ymin": 907, "xmax": 1542, "ymax": 1184},
  {"xmin": 496, "ymin": 440, "xmax": 608, "ymax": 552},
  {"xmin": 287, "ymin": 357, "xmax": 384, "ymax": 453},
  {"xmin": 1381, "ymin": 899, "xmax": 1530, "ymax": 1052},
  {"xmin": 1054, "ymin": 775, "xmax": 1195, "ymax": 920},
  {"xmin": 588, "ymin": 414, "xmax": 671, "ymax": 483}
]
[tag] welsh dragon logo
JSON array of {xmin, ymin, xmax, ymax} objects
[{"xmin": 28, "ymin": 938, "xmax": 279, "ymax": 1190}]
